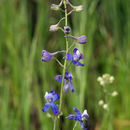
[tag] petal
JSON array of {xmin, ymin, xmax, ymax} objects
[
  {"xmin": 73, "ymin": 48, "xmax": 80, "ymax": 60},
  {"xmin": 65, "ymin": 71, "xmax": 69, "ymax": 76},
  {"xmin": 79, "ymin": 54, "xmax": 84, "ymax": 60},
  {"xmin": 73, "ymin": 48, "xmax": 78, "ymax": 55},
  {"xmin": 77, "ymin": 61, "xmax": 85, "ymax": 66},
  {"xmin": 75, "ymin": 115, "xmax": 82, "ymax": 121},
  {"xmin": 66, "ymin": 114, "xmax": 76, "ymax": 120},
  {"xmin": 68, "ymin": 72, "xmax": 73, "ymax": 80},
  {"xmin": 42, "ymin": 103, "xmax": 50, "ymax": 112},
  {"xmin": 55, "ymin": 75, "xmax": 62, "ymax": 83},
  {"xmin": 63, "ymin": 83, "xmax": 69, "ymax": 92},
  {"xmin": 41, "ymin": 58, "xmax": 47, "ymax": 62},
  {"xmin": 73, "ymin": 107, "xmax": 81, "ymax": 115},
  {"xmin": 49, "ymin": 89, "xmax": 55, "ymax": 94},
  {"xmin": 66, "ymin": 54, "xmax": 73, "ymax": 60},
  {"xmin": 53, "ymin": 93, "xmax": 60, "ymax": 102},
  {"xmin": 69, "ymin": 82, "xmax": 75, "ymax": 93},
  {"xmin": 80, "ymin": 121, "xmax": 88, "ymax": 130},
  {"xmin": 72, "ymin": 60, "xmax": 79, "ymax": 66},
  {"xmin": 50, "ymin": 102, "xmax": 59, "ymax": 115}
]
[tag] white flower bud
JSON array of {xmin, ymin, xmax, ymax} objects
[
  {"xmin": 103, "ymin": 104, "xmax": 108, "ymax": 110},
  {"xmin": 74, "ymin": 5, "xmax": 84, "ymax": 12},
  {"xmin": 98, "ymin": 100, "xmax": 104, "ymax": 106},
  {"xmin": 51, "ymin": 4, "xmax": 60, "ymax": 11},
  {"xmin": 97, "ymin": 77, "xmax": 102, "ymax": 82},
  {"xmin": 109, "ymin": 76, "xmax": 114, "ymax": 83},
  {"xmin": 111, "ymin": 91, "xmax": 118, "ymax": 97}
]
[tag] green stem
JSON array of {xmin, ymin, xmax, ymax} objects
[
  {"xmin": 59, "ymin": 0, "xmax": 68, "ymax": 113},
  {"xmin": 53, "ymin": 117, "xmax": 57, "ymax": 130}
]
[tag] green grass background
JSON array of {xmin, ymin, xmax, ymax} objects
[{"xmin": 0, "ymin": 0, "xmax": 130, "ymax": 130}]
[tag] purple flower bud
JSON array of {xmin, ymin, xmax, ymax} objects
[
  {"xmin": 41, "ymin": 50, "xmax": 52, "ymax": 62},
  {"xmin": 49, "ymin": 24, "xmax": 59, "ymax": 32},
  {"xmin": 68, "ymin": 35, "xmax": 87, "ymax": 44},
  {"xmin": 64, "ymin": 26, "xmax": 71, "ymax": 34},
  {"xmin": 41, "ymin": 50, "xmax": 65, "ymax": 62}
]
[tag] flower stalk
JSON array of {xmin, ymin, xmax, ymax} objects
[
  {"xmin": 59, "ymin": 0, "xmax": 68, "ymax": 113},
  {"xmin": 42, "ymin": 0, "xmax": 89, "ymax": 129}
]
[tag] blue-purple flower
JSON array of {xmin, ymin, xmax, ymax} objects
[
  {"xmin": 68, "ymin": 35, "xmax": 87, "ymax": 44},
  {"xmin": 66, "ymin": 107, "xmax": 89, "ymax": 130},
  {"xmin": 41, "ymin": 50, "xmax": 65, "ymax": 62},
  {"xmin": 42, "ymin": 89, "xmax": 60, "ymax": 115},
  {"xmin": 66, "ymin": 48, "xmax": 85, "ymax": 66},
  {"xmin": 55, "ymin": 72, "xmax": 75, "ymax": 92}
]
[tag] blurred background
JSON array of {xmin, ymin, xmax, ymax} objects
[{"xmin": 0, "ymin": 0, "xmax": 130, "ymax": 130}]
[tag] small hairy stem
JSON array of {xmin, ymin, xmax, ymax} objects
[
  {"xmin": 73, "ymin": 121, "xmax": 78, "ymax": 130},
  {"xmin": 55, "ymin": 58, "xmax": 64, "ymax": 68},
  {"xmin": 68, "ymin": 42, "xmax": 75, "ymax": 51},
  {"xmin": 57, "ymin": 10, "xmax": 74, "ymax": 25}
]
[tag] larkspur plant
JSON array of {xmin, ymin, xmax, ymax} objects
[{"xmin": 42, "ymin": 0, "xmax": 89, "ymax": 129}]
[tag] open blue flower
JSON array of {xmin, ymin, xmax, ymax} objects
[
  {"xmin": 66, "ymin": 107, "xmax": 89, "ymax": 130},
  {"xmin": 42, "ymin": 89, "xmax": 60, "ymax": 115},
  {"xmin": 41, "ymin": 50, "xmax": 65, "ymax": 62},
  {"xmin": 66, "ymin": 48, "xmax": 85, "ymax": 66},
  {"xmin": 55, "ymin": 72, "xmax": 75, "ymax": 92}
]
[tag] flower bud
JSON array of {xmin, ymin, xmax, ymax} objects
[
  {"xmin": 49, "ymin": 24, "xmax": 59, "ymax": 32},
  {"xmin": 98, "ymin": 100, "xmax": 104, "ymax": 106},
  {"xmin": 109, "ymin": 76, "xmax": 114, "ymax": 83},
  {"xmin": 97, "ymin": 77, "xmax": 102, "ymax": 82},
  {"xmin": 51, "ymin": 4, "xmax": 60, "ymax": 11},
  {"xmin": 64, "ymin": 26, "xmax": 71, "ymax": 34},
  {"xmin": 68, "ymin": 35, "xmax": 87, "ymax": 44},
  {"xmin": 103, "ymin": 104, "xmax": 108, "ymax": 110},
  {"xmin": 41, "ymin": 50, "xmax": 65, "ymax": 62},
  {"xmin": 41, "ymin": 50, "xmax": 53, "ymax": 62},
  {"xmin": 73, "ymin": 5, "xmax": 84, "ymax": 12},
  {"xmin": 77, "ymin": 36, "xmax": 87, "ymax": 44},
  {"xmin": 111, "ymin": 91, "xmax": 118, "ymax": 97}
]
